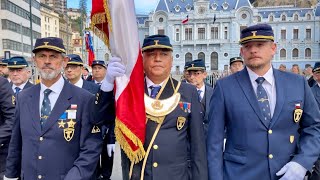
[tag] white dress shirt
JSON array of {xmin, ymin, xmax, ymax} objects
[
  {"xmin": 145, "ymin": 76, "xmax": 166, "ymax": 96},
  {"xmin": 39, "ymin": 75, "xmax": 64, "ymax": 115},
  {"xmin": 73, "ymin": 78, "xmax": 84, "ymax": 88},
  {"xmin": 247, "ymin": 67, "xmax": 276, "ymax": 117},
  {"xmin": 12, "ymin": 81, "xmax": 27, "ymax": 92}
]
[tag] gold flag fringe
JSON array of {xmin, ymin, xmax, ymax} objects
[{"xmin": 115, "ymin": 118, "xmax": 146, "ymax": 164}]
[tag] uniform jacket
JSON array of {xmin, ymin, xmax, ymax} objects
[
  {"xmin": 82, "ymin": 80, "xmax": 99, "ymax": 95},
  {"xmin": 131, "ymin": 78, "xmax": 208, "ymax": 180},
  {"xmin": 0, "ymin": 77, "xmax": 15, "ymax": 172},
  {"xmin": 5, "ymin": 80, "xmax": 103, "ymax": 180},
  {"xmin": 207, "ymin": 68, "xmax": 320, "ymax": 180},
  {"xmin": 202, "ymin": 84, "xmax": 213, "ymax": 137},
  {"xmin": 311, "ymin": 84, "xmax": 320, "ymax": 109}
]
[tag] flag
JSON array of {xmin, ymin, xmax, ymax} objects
[
  {"xmin": 182, "ymin": 15, "xmax": 189, "ymax": 24},
  {"xmin": 85, "ymin": 31, "xmax": 95, "ymax": 66},
  {"xmin": 91, "ymin": 0, "xmax": 146, "ymax": 163},
  {"xmin": 213, "ymin": 14, "xmax": 217, "ymax": 24}
]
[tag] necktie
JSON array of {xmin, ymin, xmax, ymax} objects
[
  {"xmin": 255, "ymin": 77, "xmax": 271, "ymax": 123},
  {"xmin": 40, "ymin": 89, "xmax": 52, "ymax": 128},
  {"xmin": 15, "ymin": 87, "xmax": 21, "ymax": 95},
  {"xmin": 150, "ymin": 85, "xmax": 161, "ymax": 99},
  {"xmin": 197, "ymin": 89, "xmax": 202, "ymax": 102}
]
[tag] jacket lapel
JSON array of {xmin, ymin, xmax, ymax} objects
[
  {"xmin": 270, "ymin": 69, "xmax": 285, "ymax": 127},
  {"xmin": 236, "ymin": 68, "xmax": 269, "ymax": 128},
  {"xmin": 41, "ymin": 81, "xmax": 72, "ymax": 135},
  {"xmin": 27, "ymin": 85, "xmax": 42, "ymax": 134}
]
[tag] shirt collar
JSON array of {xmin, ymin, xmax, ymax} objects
[
  {"xmin": 12, "ymin": 81, "xmax": 27, "ymax": 90},
  {"xmin": 247, "ymin": 66, "xmax": 274, "ymax": 85},
  {"xmin": 145, "ymin": 76, "xmax": 166, "ymax": 88},
  {"xmin": 74, "ymin": 78, "xmax": 83, "ymax": 88},
  {"xmin": 40, "ymin": 75, "xmax": 64, "ymax": 94},
  {"xmin": 198, "ymin": 84, "xmax": 206, "ymax": 92}
]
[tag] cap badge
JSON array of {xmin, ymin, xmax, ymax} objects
[
  {"xmin": 251, "ymin": 31, "xmax": 257, "ymax": 36},
  {"xmin": 14, "ymin": 61, "xmax": 17, "ymax": 65},
  {"xmin": 44, "ymin": 42, "xmax": 49, "ymax": 46},
  {"xmin": 154, "ymin": 40, "xmax": 159, "ymax": 45}
]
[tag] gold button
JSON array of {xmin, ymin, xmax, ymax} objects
[
  {"xmin": 38, "ymin": 156, "xmax": 42, "ymax": 160},
  {"xmin": 95, "ymin": 101, "xmax": 98, "ymax": 104},
  {"xmin": 269, "ymin": 154, "xmax": 273, "ymax": 159},
  {"xmin": 38, "ymin": 175, "xmax": 42, "ymax": 179},
  {"xmin": 39, "ymin": 137, "xmax": 43, "ymax": 141},
  {"xmin": 153, "ymin": 162, "xmax": 158, "ymax": 167},
  {"xmin": 268, "ymin": 130, "xmax": 272, "ymax": 134},
  {"xmin": 153, "ymin": 145, "xmax": 158, "ymax": 150}
]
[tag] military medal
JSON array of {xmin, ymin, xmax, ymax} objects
[
  {"xmin": 293, "ymin": 103, "xmax": 303, "ymax": 123},
  {"xmin": 176, "ymin": 117, "xmax": 186, "ymax": 130},
  {"xmin": 64, "ymin": 119, "xmax": 76, "ymax": 141}
]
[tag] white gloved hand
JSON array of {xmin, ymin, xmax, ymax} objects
[
  {"xmin": 107, "ymin": 144, "xmax": 115, "ymax": 157},
  {"xmin": 276, "ymin": 161, "xmax": 307, "ymax": 180},
  {"xmin": 100, "ymin": 57, "xmax": 126, "ymax": 92},
  {"xmin": 3, "ymin": 176, "xmax": 18, "ymax": 180}
]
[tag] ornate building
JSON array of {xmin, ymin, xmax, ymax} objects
[{"xmin": 137, "ymin": 0, "xmax": 320, "ymax": 71}]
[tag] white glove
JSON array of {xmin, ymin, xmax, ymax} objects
[
  {"xmin": 276, "ymin": 161, "xmax": 307, "ymax": 180},
  {"xmin": 3, "ymin": 176, "xmax": 18, "ymax": 180},
  {"xmin": 107, "ymin": 144, "xmax": 115, "ymax": 157},
  {"xmin": 100, "ymin": 57, "xmax": 126, "ymax": 92}
]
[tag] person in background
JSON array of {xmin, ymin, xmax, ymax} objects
[
  {"xmin": 207, "ymin": 23, "xmax": 320, "ymax": 180},
  {"xmin": 65, "ymin": 54, "xmax": 99, "ymax": 94},
  {"xmin": 278, "ymin": 64, "xmax": 287, "ymax": 72},
  {"xmin": 82, "ymin": 66, "xmax": 92, "ymax": 81},
  {"xmin": 291, "ymin": 64, "xmax": 300, "ymax": 74},
  {"xmin": 0, "ymin": 59, "xmax": 9, "ymax": 79},
  {"xmin": 229, "ymin": 57, "xmax": 244, "ymax": 74},
  {"xmin": 181, "ymin": 61, "xmax": 191, "ymax": 83}
]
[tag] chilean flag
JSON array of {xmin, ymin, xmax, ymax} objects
[
  {"xmin": 91, "ymin": 0, "xmax": 146, "ymax": 164},
  {"xmin": 182, "ymin": 15, "xmax": 189, "ymax": 24},
  {"xmin": 85, "ymin": 31, "xmax": 95, "ymax": 66}
]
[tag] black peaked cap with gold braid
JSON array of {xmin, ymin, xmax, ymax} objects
[
  {"xmin": 67, "ymin": 54, "xmax": 84, "ymax": 66},
  {"xmin": 142, "ymin": 34, "xmax": 173, "ymax": 52},
  {"xmin": 8, "ymin": 56, "xmax": 28, "ymax": 68},
  {"xmin": 239, "ymin": 24, "xmax": 274, "ymax": 44},
  {"xmin": 33, "ymin": 37, "xmax": 66, "ymax": 53}
]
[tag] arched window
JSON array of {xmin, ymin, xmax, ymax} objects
[
  {"xmin": 257, "ymin": 16, "xmax": 261, "ymax": 22},
  {"xmin": 269, "ymin": 15, "xmax": 274, "ymax": 22},
  {"xmin": 210, "ymin": 52, "xmax": 218, "ymax": 70},
  {"xmin": 280, "ymin": 49, "xmax": 286, "ymax": 59},
  {"xmin": 292, "ymin": 48, "xmax": 299, "ymax": 58},
  {"xmin": 305, "ymin": 48, "xmax": 311, "ymax": 58},
  {"xmin": 294, "ymin": 14, "xmax": 299, "ymax": 21},
  {"xmin": 185, "ymin": 52, "xmax": 192, "ymax": 62},
  {"xmin": 198, "ymin": 52, "xmax": 205, "ymax": 61},
  {"xmin": 307, "ymin": 14, "xmax": 311, "ymax": 20},
  {"xmin": 281, "ymin": 15, "xmax": 286, "ymax": 21}
]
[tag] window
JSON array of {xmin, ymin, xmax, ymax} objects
[
  {"xmin": 292, "ymin": 48, "xmax": 299, "ymax": 58},
  {"xmin": 158, "ymin": 29, "xmax": 164, "ymax": 35},
  {"xmin": 293, "ymin": 29, "xmax": 299, "ymax": 40},
  {"xmin": 280, "ymin": 49, "xmax": 286, "ymax": 59},
  {"xmin": 224, "ymin": 26, "xmax": 228, "ymax": 40},
  {"xmin": 305, "ymin": 48, "xmax": 311, "ymax": 58},
  {"xmin": 257, "ymin": 16, "xmax": 261, "ymax": 22},
  {"xmin": 269, "ymin": 15, "xmax": 274, "ymax": 22},
  {"xmin": 185, "ymin": 53, "xmax": 192, "ymax": 62},
  {"xmin": 198, "ymin": 52, "xmax": 205, "ymax": 61},
  {"xmin": 211, "ymin": 27, "xmax": 218, "ymax": 39},
  {"xmin": 159, "ymin": 17, "xmax": 163, "ymax": 23},
  {"xmin": 198, "ymin": 28, "xmax": 205, "ymax": 40},
  {"xmin": 307, "ymin": 14, "xmax": 311, "ymax": 20},
  {"xmin": 2, "ymin": 39, "xmax": 31, "ymax": 53},
  {"xmin": 185, "ymin": 28, "xmax": 193, "ymax": 40},
  {"xmin": 294, "ymin": 14, "xmax": 299, "ymax": 21},
  {"xmin": 242, "ymin": 13, "xmax": 247, "ymax": 19},
  {"xmin": 175, "ymin": 29, "xmax": 180, "ymax": 42},
  {"xmin": 281, "ymin": 15, "xmax": 286, "ymax": 21},
  {"xmin": 281, "ymin": 30, "xmax": 286, "ymax": 40},
  {"xmin": 210, "ymin": 52, "xmax": 218, "ymax": 70},
  {"xmin": 306, "ymin": 29, "xmax": 311, "ymax": 39}
]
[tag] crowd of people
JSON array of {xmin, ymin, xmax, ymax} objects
[{"xmin": 0, "ymin": 23, "xmax": 319, "ymax": 180}]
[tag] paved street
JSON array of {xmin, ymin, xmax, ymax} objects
[{"xmin": 110, "ymin": 143, "xmax": 123, "ymax": 180}]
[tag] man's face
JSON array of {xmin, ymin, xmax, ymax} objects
[
  {"xmin": 9, "ymin": 68, "xmax": 30, "ymax": 86},
  {"xmin": 279, "ymin": 65, "xmax": 286, "ymax": 71},
  {"xmin": 92, "ymin": 65, "xmax": 106, "ymax": 80},
  {"xmin": 304, "ymin": 67, "xmax": 313, "ymax": 76},
  {"xmin": 34, "ymin": 50, "xmax": 68, "ymax": 80},
  {"xmin": 188, "ymin": 70, "xmax": 207, "ymax": 89},
  {"xmin": 230, "ymin": 61, "xmax": 244, "ymax": 74},
  {"xmin": 291, "ymin": 66, "xmax": 300, "ymax": 74},
  {"xmin": 64, "ymin": 64, "xmax": 83, "ymax": 81},
  {"xmin": 0, "ymin": 65, "xmax": 9, "ymax": 77},
  {"xmin": 313, "ymin": 72, "xmax": 320, "ymax": 83},
  {"xmin": 82, "ymin": 68, "xmax": 89, "ymax": 76},
  {"xmin": 143, "ymin": 49, "xmax": 173, "ymax": 82},
  {"xmin": 183, "ymin": 70, "xmax": 191, "ymax": 83},
  {"xmin": 240, "ymin": 41, "xmax": 276, "ymax": 71}
]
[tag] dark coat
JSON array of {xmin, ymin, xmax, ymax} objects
[
  {"xmin": 207, "ymin": 68, "xmax": 320, "ymax": 180},
  {"xmin": 82, "ymin": 80, "xmax": 99, "ymax": 95},
  {"xmin": 5, "ymin": 80, "xmax": 103, "ymax": 180},
  {"xmin": 0, "ymin": 77, "xmax": 15, "ymax": 172}
]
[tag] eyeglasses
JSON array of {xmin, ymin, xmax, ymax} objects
[
  {"xmin": 65, "ymin": 65, "xmax": 81, "ymax": 70},
  {"xmin": 188, "ymin": 71, "xmax": 204, "ymax": 76}
]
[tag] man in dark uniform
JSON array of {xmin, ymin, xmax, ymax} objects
[
  {"xmin": 5, "ymin": 37, "xmax": 103, "ymax": 180},
  {"xmin": 82, "ymin": 66, "xmax": 92, "ymax": 81},
  {"xmin": 187, "ymin": 59, "xmax": 213, "ymax": 137},
  {"xmin": 229, "ymin": 57, "xmax": 244, "ymax": 74},
  {"xmin": 181, "ymin": 61, "xmax": 191, "ymax": 83},
  {"xmin": 0, "ymin": 59, "xmax": 9, "ymax": 79},
  {"xmin": 207, "ymin": 24, "xmax": 320, "ymax": 180},
  {"xmin": 308, "ymin": 62, "xmax": 320, "ymax": 180},
  {"xmin": 7, "ymin": 56, "xmax": 33, "ymax": 95},
  {"xmin": 65, "ymin": 54, "xmax": 99, "ymax": 94},
  {"xmin": 0, "ymin": 77, "xmax": 15, "ymax": 180},
  {"xmin": 92, "ymin": 35, "xmax": 208, "ymax": 180},
  {"xmin": 89, "ymin": 60, "xmax": 115, "ymax": 180}
]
